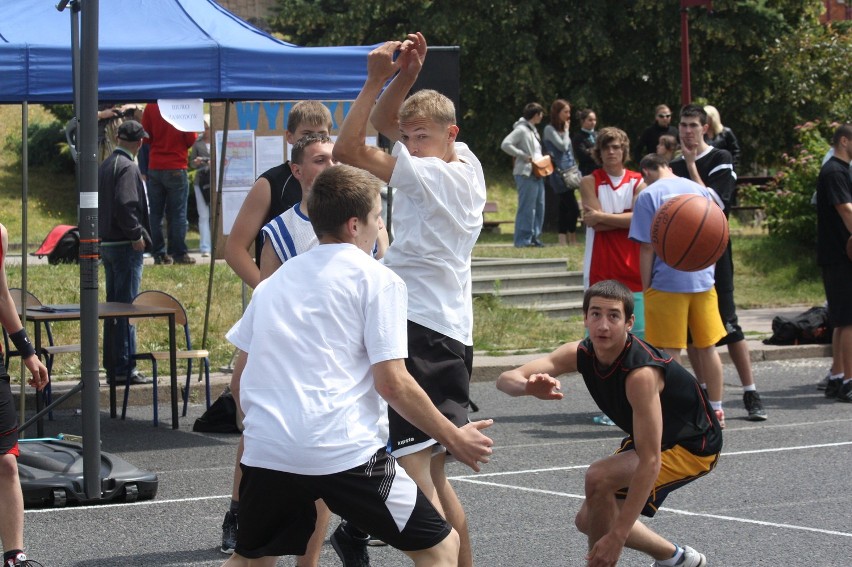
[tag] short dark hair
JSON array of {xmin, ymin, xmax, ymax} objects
[
  {"xmin": 522, "ymin": 102, "xmax": 544, "ymax": 120},
  {"xmin": 583, "ymin": 280, "xmax": 634, "ymax": 320},
  {"xmin": 308, "ymin": 165, "xmax": 381, "ymax": 240},
  {"xmin": 577, "ymin": 108, "xmax": 596, "ymax": 123},
  {"xmin": 832, "ymin": 124, "xmax": 852, "ymax": 147},
  {"xmin": 291, "ymin": 133, "xmax": 333, "ymax": 165},
  {"xmin": 679, "ymin": 104, "xmax": 707, "ymax": 125},
  {"xmin": 640, "ymin": 153, "xmax": 669, "ymax": 171}
]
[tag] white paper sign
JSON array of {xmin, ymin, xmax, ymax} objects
[
  {"xmin": 222, "ymin": 191, "xmax": 251, "ymax": 235},
  {"xmin": 256, "ymin": 136, "xmax": 285, "ymax": 175},
  {"xmin": 158, "ymin": 98, "xmax": 204, "ymax": 132}
]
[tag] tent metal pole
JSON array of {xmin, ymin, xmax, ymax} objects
[
  {"xmin": 18, "ymin": 102, "xmax": 29, "ymax": 430},
  {"xmin": 201, "ymin": 101, "xmax": 231, "ymax": 355},
  {"xmin": 78, "ymin": 0, "xmax": 102, "ymax": 500}
]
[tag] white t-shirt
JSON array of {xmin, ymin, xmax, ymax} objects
[
  {"xmin": 260, "ymin": 202, "xmax": 318, "ymax": 263},
  {"xmin": 382, "ymin": 141, "xmax": 487, "ymax": 345},
  {"xmin": 227, "ymin": 243, "xmax": 408, "ymax": 475}
]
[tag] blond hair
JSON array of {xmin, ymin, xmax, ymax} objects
[
  {"xmin": 703, "ymin": 105, "xmax": 724, "ymax": 137},
  {"xmin": 399, "ymin": 89, "xmax": 456, "ymax": 126}
]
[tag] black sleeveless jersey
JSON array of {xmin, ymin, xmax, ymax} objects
[
  {"xmin": 254, "ymin": 162, "xmax": 302, "ymax": 265},
  {"xmin": 577, "ymin": 334, "xmax": 722, "ymax": 456}
]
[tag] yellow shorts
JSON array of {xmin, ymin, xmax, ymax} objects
[
  {"xmin": 615, "ymin": 437, "xmax": 720, "ymax": 517},
  {"xmin": 644, "ymin": 287, "xmax": 726, "ymax": 349}
]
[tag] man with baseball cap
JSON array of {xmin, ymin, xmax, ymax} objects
[{"xmin": 99, "ymin": 120, "xmax": 153, "ymax": 385}]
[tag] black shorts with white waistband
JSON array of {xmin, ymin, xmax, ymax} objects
[
  {"xmin": 235, "ymin": 449, "xmax": 451, "ymax": 558},
  {"xmin": 388, "ymin": 321, "xmax": 473, "ymax": 458}
]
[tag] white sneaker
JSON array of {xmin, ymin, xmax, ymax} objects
[{"xmin": 653, "ymin": 545, "xmax": 707, "ymax": 566}]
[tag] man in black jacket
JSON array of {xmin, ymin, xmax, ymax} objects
[
  {"xmin": 634, "ymin": 104, "xmax": 678, "ymax": 163},
  {"xmin": 98, "ymin": 120, "xmax": 153, "ymax": 385}
]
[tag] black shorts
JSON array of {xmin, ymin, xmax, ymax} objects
[
  {"xmin": 1, "ymin": 363, "xmax": 20, "ymax": 457},
  {"xmin": 236, "ymin": 450, "xmax": 451, "ymax": 558},
  {"xmin": 713, "ymin": 242, "xmax": 745, "ymax": 346},
  {"xmin": 388, "ymin": 321, "xmax": 473, "ymax": 457},
  {"xmin": 823, "ymin": 262, "xmax": 852, "ymax": 327}
]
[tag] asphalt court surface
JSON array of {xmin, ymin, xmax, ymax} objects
[{"xmin": 17, "ymin": 357, "xmax": 852, "ymax": 566}]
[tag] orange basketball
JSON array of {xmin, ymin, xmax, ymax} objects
[{"xmin": 651, "ymin": 194, "xmax": 729, "ymax": 272}]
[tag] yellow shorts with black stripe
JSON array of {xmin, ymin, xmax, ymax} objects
[
  {"xmin": 614, "ymin": 437, "xmax": 720, "ymax": 517},
  {"xmin": 644, "ymin": 287, "xmax": 726, "ymax": 349}
]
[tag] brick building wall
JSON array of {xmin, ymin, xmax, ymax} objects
[{"xmin": 821, "ymin": 0, "xmax": 852, "ymax": 22}]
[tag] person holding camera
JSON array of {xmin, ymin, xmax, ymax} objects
[{"xmin": 189, "ymin": 117, "xmax": 212, "ymax": 257}]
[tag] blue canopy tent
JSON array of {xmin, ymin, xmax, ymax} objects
[
  {"xmin": 0, "ymin": 0, "xmax": 372, "ymax": 102},
  {"xmin": 0, "ymin": 0, "xmax": 374, "ymax": 502}
]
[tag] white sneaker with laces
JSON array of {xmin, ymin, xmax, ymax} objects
[{"xmin": 652, "ymin": 545, "xmax": 707, "ymax": 566}]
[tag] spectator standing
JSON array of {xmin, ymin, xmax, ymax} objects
[
  {"xmin": 0, "ymin": 225, "xmax": 49, "ymax": 567},
  {"xmin": 816, "ymin": 124, "xmax": 852, "ymax": 402},
  {"xmin": 98, "ymin": 120, "xmax": 153, "ymax": 386},
  {"xmin": 141, "ymin": 102, "xmax": 197, "ymax": 265},
  {"xmin": 501, "ymin": 102, "xmax": 547, "ymax": 247},
  {"xmin": 656, "ymin": 134, "xmax": 679, "ymax": 163},
  {"xmin": 579, "ymin": 127, "xmax": 646, "ymax": 337},
  {"xmin": 189, "ymin": 117, "xmax": 212, "ymax": 257},
  {"xmin": 572, "ymin": 108, "xmax": 598, "ymax": 176},
  {"xmin": 634, "ymin": 104, "xmax": 678, "ymax": 163},
  {"xmin": 671, "ymin": 104, "xmax": 767, "ymax": 424},
  {"xmin": 543, "ymin": 99, "xmax": 581, "ymax": 246},
  {"xmin": 704, "ymin": 105, "xmax": 741, "ymax": 168}
]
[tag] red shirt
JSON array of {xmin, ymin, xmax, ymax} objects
[{"xmin": 141, "ymin": 102, "xmax": 197, "ymax": 170}]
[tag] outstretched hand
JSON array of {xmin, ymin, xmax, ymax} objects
[
  {"xmin": 526, "ymin": 373, "xmax": 563, "ymax": 400},
  {"xmin": 451, "ymin": 419, "xmax": 494, "ymax": 472}
]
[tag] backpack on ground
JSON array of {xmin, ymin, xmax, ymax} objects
[
  {"xmin": 763, "ymin": 306, "xmax": 832, "ymax": 346},
  {"xmin": 192, "ymin": 388, "xmax": 242, "ymax": 433},
  {"xmin": 33, "ymin": 225, "xmax": 79, "ymax": 265}
]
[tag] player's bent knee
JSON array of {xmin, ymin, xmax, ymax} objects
[
  {"xmin": 574, "ymin": 506, "xmax": 589, "ymax": 535},
  {"xmin": 0, "ymin": 454, "xmax": 19, "ymax": 480},
  {"xmin": 406, "ymin": 528, "xmax": 460, "ymax": 566}
]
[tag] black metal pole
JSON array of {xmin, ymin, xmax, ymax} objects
[
  {"xmin": 18, "ymin": 103, "xmax": 29, "ymax": 430},
  {"xmin": 78, "ymin": 0, "xmax": 102, "ymax": 500}
]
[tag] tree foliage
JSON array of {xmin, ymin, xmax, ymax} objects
[{"xmin": 270, "ymin": 0, "xmax": 849, "ymax": 170}]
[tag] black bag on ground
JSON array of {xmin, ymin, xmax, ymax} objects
[
  {"xmin": 763, "ymin": 306, "xmax": 832, "ymax": 345},
  {"xmin": 193, "ymin": 388, "xmax": 241, "ymax": 433}
]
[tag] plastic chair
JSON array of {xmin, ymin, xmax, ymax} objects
[
  {"xmin": 3, "ymin": 289, "xmax": 81, "ymax": 419},
  {"xmin": 123, "ymin": 290, "xmax": 211, "ymax": 425}
]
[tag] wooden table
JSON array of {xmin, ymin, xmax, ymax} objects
[{"xmin": 20, "ymin": 302, "xmax": 180, "ymax": 429}]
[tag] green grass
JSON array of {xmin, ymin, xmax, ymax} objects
[{"xmin": 0, "ymin": 103, "xmax": 827, "ymax": 379}]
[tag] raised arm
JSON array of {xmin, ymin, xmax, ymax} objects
[
  {"xmin": 373, "ymin": 358, "xmax": 493, "ymax": 472},
  {"xmin": 334, "ymin": 40, "xmax": 407, "ymax": 183},
  {"xmin": 370, "ymin": 32, "xmax": 427, "ymax": 143}
]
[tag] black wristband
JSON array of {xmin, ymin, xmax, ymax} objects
[{"xmin": 9, "ymin": 329, "xmax": 36, "ymax": 358}]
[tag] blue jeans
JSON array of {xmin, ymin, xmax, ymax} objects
[
  {"xmin": 102, "ymin": 244, "xmax": 143, "ymax": 380},
  {"xmin": 147, "ymin": 169, "xmax": 189, "ymax": 257},
  {"xmin": 513, "ymin": 174, "xmax": 546, "ymax": 247}
]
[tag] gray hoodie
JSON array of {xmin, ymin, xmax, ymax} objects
[{"xmin": 501, "ymin": 118, "xmax": 543, "ymax": 177}]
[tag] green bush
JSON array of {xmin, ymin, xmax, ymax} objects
[
  {"xmin": 3, "ymin": 119, "xmax": 75, "ymax": 174},
  {"xmin": 740, "ymin": 120, "xmax": 832, "ymax": 243}
]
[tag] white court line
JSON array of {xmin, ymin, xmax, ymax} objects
[
  {"xmin": 450, "ymin": 477, "xmax": 852, "ymax": 538},
  {"xmin": 24, "ymin": 494, "xmax": 230, "ymax": 514}
]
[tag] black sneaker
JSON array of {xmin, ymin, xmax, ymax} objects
[
  {"xmin": 154, "ymin": 254, "xmax": 174, "ymax": 265},
  {"xmin": 6, "ymin": 554, "xmax": 44, "ymax": 567},
  {"xmin": 825, "ymin": 378, "xmax": 843, "ymax": 399},
  {"xmin": 743, "ymin": 390, "xmax": 768, "ymax": 421},
  {"xmin": 836, "ymin": 380, "xmax": 852, "ymax": 403},
  {"xmin": 331, "ymin": 521, "xmax": 371, "ymax": 567},
  {"xmin": 172, "ymin": 254, "xmax": 196, "ymax": 265},
  {"xmin": 220, "ymin": 510, "xmax": 238, "ymax": 554}
]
